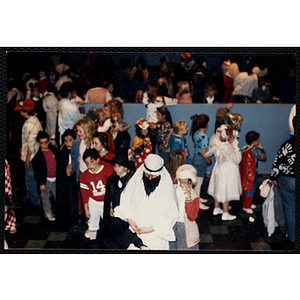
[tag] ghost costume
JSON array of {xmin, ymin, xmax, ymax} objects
[
  {"xmin": 114, "ymin": 154, "xmax": 179, "ymax": 250},
  {"xmin": 205, "ymin": 125, "xmax": 242, "ymax": 203}
]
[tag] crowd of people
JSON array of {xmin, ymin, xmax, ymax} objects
[{"xmin": 5, "ymin": 52, "xmax": 296, "ymax": 250}]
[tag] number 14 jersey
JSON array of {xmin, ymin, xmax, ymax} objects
[{"xmin": 80, "ymin": 165, "xmax": 111, "ymax": 204}]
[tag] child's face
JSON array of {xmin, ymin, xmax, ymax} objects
[
  {"xmin": 108, "ymin": 84, "xmax": 114, "ymax": 93},
  {"xmin": 103, "ymin": 106, "xmax": 110, "ymax": 118},
  {"xmin": 76, "ymin": 125, "xmax": 86, "ymax": 140},
  {"xmin": 141, "ymin": 128, "xmax": 148, "ymax": 136},
  {"xmin": 156, "ymin": 111, "xmax": 166, "ymax": 123},
  {"xmin": 98, "ymin": 111, "xmax": 105, "ymax": 122},
  {"xmin": 32, "ymin": 88, "xmax": 40, "ymax": 98},
  {"xmin": 84, "ymin": 157, "xmax": 100, "ymax": 173},
  {"xmin": 179, "ymin": 178, "xmax": 192, "ymax": 190},
  {"xmin": 38, "ymin": 137, "xmax": 50, "ymax": 151},
  {"xmin": 64, "ymin": 135, "xmax": 75, "ymax": 149},
  {"xmin": 92, "ymin": 137, "xmax": 104, "ymax": 152},
  {"xmin": 207, "ymin": 89, "xmax": 215, "ymax": 98},
  {"xmin": 252, "ymin": 137, "xmax": 260, "ymax": 147},
  {"xmin": 179, "ymin": 126, "xmax": 188, "ymax": 136},
  {"xmin": 114, "ymin": 163, "xmax": 127, "ymax": 177}
]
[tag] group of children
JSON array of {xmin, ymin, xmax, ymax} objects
[{"xmin": 6, "ymin": 82, "xmax": 269, "ymax": 251}]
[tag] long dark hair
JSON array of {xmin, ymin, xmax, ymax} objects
[{"xmin": 157, "ymin": 106, "xmax": 173, "ymax": 126}]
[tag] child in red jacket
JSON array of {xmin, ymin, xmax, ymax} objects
[
  {"xmin": 239, "ymin": 131, "xmax": 267, "ymax": 214},
  {"xmin": 169, "ymin": 164, "xmax": 200, "ymax": 250}
]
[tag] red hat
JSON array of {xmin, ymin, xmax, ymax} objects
[
  {"xmin": 14, "ymin": 98, "xmax": 35, "ymax": 112},
  {"xmin": 181, "ymin": 53, "xmax": 191, "ymax": 60}
]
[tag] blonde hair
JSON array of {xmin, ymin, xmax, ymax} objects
[
  {"xmin": 75, "ymin": 118, "xmax": 95, "ymax": 147},
  {"xmin": 110, "ymin": 112, "xmax": 122, "ymax": 140},
  {"xmin": 165, "ymin": 121, "xmax": 187, "ymax": 146}
]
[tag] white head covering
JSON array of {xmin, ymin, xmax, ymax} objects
[
  {"xmin": 136, "ymin": 118, "xmax": 149, "ymax": 130},
  {"xmin": 176, "ymin": 164, "xmax": 197, "ymax": 185},
  {"xmin": 143, "ymin": 154, "xmax": 164, "ymax": 176},
  {"xmin": 217, "ymin": 124, "xmax": 230, "ymax": 139}
]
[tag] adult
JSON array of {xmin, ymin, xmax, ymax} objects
[
  {"xmin": 85, "ymin": 86, "xmax": 112, "ymax": 104},
  {"xmin": 223, "ymin": 55, "xmax": 240, "ymax": 103},
  {"xmin": 114, "ymin": 154, "xmax": 179, "ymax": 250},
  {"xmin": 231, "ymin": 63, "xmax": 258, "ymax": 103},
  {"xmin": 58, "ymin": 82, "xmax": 82, "ymax": 144},
  {"xmin": 269, "ymin": 116, "xmax": 296, "ymax": 245},
  {"xmin": 15, "ymin": 98, "xmax": 43, "ymax": 207}
]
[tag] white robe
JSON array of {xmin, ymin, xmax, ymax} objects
[{"xmin": 114, "ymin": 166, "xmax": 179, "ymax": 250}]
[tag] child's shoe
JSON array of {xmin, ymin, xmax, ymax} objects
[
  {"xmin": 200, "ymin": 203, "xmax": 209, "ymax": 210},
  {"xmin": 213, "ymin": 207, "xmax": 223, "ymax": 215},
  {"xmin": 251, "ymin": 204, "xmax": 257, "ymax": 209},
  {"xmin": 221, "ymin": 212, "xmax": 236, "ymax": 221},
  {"xmin": 45, "ymin": 211, "xmax": 56, "ymax": 221},
  {"xmin": 84, "ymin": 228, "xmax": 90, "ymax": 239},
  {"xmin": 243, "ymin": 207, "xmax": 254, "ymax": 214}
]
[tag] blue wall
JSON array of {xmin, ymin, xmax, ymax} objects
[{"xmin": 80, "ymin": 103, "xmax": 294, "ymax": 174}]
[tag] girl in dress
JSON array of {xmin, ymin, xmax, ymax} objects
[{"xmin": 205, "ymin": 124, "xmax": 242, "ymax": 221}]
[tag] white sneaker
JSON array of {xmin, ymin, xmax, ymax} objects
[
  {"xmin": 243, "ymin": 207, "xmax": 254, "ymax": 214},
  {"xmin": 213, "ymin": 207, "xmax": 223, "ymax": 215},
  {"xmin": 45, "ymin": 211, "xmax": 56, "ymax": 221},
  {"xmin": 221, "ymin": 212, "xmax": 236, "ymax": 221},
  {"xmin": 200, "ymin": 198, "xmax": 208, "ymax": 203},
  {"xmin": 251, "ymin": 204, "xmax": 257, "ymax": 209}
]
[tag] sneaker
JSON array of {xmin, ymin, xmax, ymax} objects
[
  {"xmin": 213, "ymin": 207, "xmax": 223, "ymax": 215},
  {"xmin": 200, "ymin": 198, "xmax": 208, "ymax": 203},
  {"xmin": 243, "ymin": 207, "xmax": 254, "ymax": 214},
  {"xmin": 10, "ymin": 227, "xmax": 17, "ymax": 234},
  {"xmin": 221, "ymin": 212, "xmax": 236, "ymax": 221},
  {"xmin": 251, "ymin": 204, "xmax": 257, "ymax": 209},
  {"xmin": 200, "ymin": 203, "xmax": 209, "ymax": 210},
  {"xmin": 45, "ymin": 211, "xmax": 56, "ymax": 221}
]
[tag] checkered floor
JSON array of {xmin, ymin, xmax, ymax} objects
[{"xmin": 4, "ymin": 175, "xmax": 294, "ymax": 252}]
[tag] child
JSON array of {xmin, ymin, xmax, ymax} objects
[
  {"xmin": 205, "ymin": 124, "xmax": 242, "ymax": 221},
  {"xmin": 169, "ymin": 164, "xmax": 200, "ymax": 250},
  {"xmin": 166, "ymin": 149, "xmax": 187, "ymax": 184},
  {"xmin": 167, "ymin": 121, "xmax": 193, "ymax": 165},
  {"xmin": 56, "ymin": 129, "xmax": 77, "ymax": 229},
  {"xmin": 92, "ymin": 131, "xmax": 116, "ymax": 176},
  {"xmin": 127, "ymin": 147, "xmax": 136, "ymax": 173},
  {"xmin": 149, "ymin": 106, "xmax": 173, "ymax": 165},
  {"xmin": 80, "ymin": 148, "xmax": 112, "ymax": 242},
  {"xmin": 198, "ymin": 83, "xmax": 221, "ymax": 103},
  {"xmin": 191, "ymin": 114, "xmax": 210, "ymax": 210},
  {"xmin": 132, "ymin": 118, "xmax": 152, "ymax": 169},
  {"xmin": 67, "ymin": 118, "xmax": 95, "ymax": 229},
  {"xmin": 101, "ymin": 153, "xmax": 149, "ymax": 250},
  {"xmin": 240, "ymin": 131, "xmax": 267, "ymax": 214},
  {"xmin": 32, "ymin": 131, "xmax": 57, "ymax": 221},
  {"xmin": 107, "ymin": 112, "xmax": 131, "ymax": 155}
]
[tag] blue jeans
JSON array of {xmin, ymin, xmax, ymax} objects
[
  {"xmin": 193, "ymin": 153, "xmax": 208, "ymax": 177},
  {"xmin": 25, "ymin": 162, "xmax": 41, "ymax": 206},
  {"xmin": 278, "ymin": 175, "xmax": 295, "ymax": 242}
]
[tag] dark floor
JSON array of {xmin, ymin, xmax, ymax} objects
[{"xmin": 4, "ymin": 174, "xmax": 295, "ymax": 252}]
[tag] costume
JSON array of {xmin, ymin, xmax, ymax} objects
[
  {"xmin": 114, "ymin": 154, "xmax": 179, "ymax": 250},
  {"xmin": 223, "ymin": 62, "xmax": 239, "ymax": 103},
  {"xmin": 170, "ymin": 164, "xmax": 200, "ymax": 250},
  {"xmin": 132, "ymin": 135, "xmax": 152, "ymax": 169},
  {"xmin": 270, "ymin": 137, "xmax": 295, "ymax": 242},
  {"xmin": 99, "ymin": 151, "xmax": 116, "ymax": 176},
  {"xmin": 55, "ymin": 75, "xmax": 72, "ymax": 92},
  {"xmin": 80, "ymin": 165, "xmax": 111, "ymax": 240},
  {"xmin": 239, "ymin": 145, "xmax": 267, "ymax": 209},
  {"xmin": 168, "ymin": 134, "xmax": 193, "ymax": 165},
  {"xmin": 7, "ymin": 88, "xmax": 24, "ymax": 103},
  {"xmin": 205, "ymin": 127, "xmax": 242, "ymax": 203},
  {"xmin": 43, "ymin": 92, "xmax": 59, "ymax": 140},
  {"xmin": 58, "ymin": 98, "xmax": 82, "ymax": 143},
  {"xmin": 107, "ymin": 127, "xmax": 131, "ymax": 155}
]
